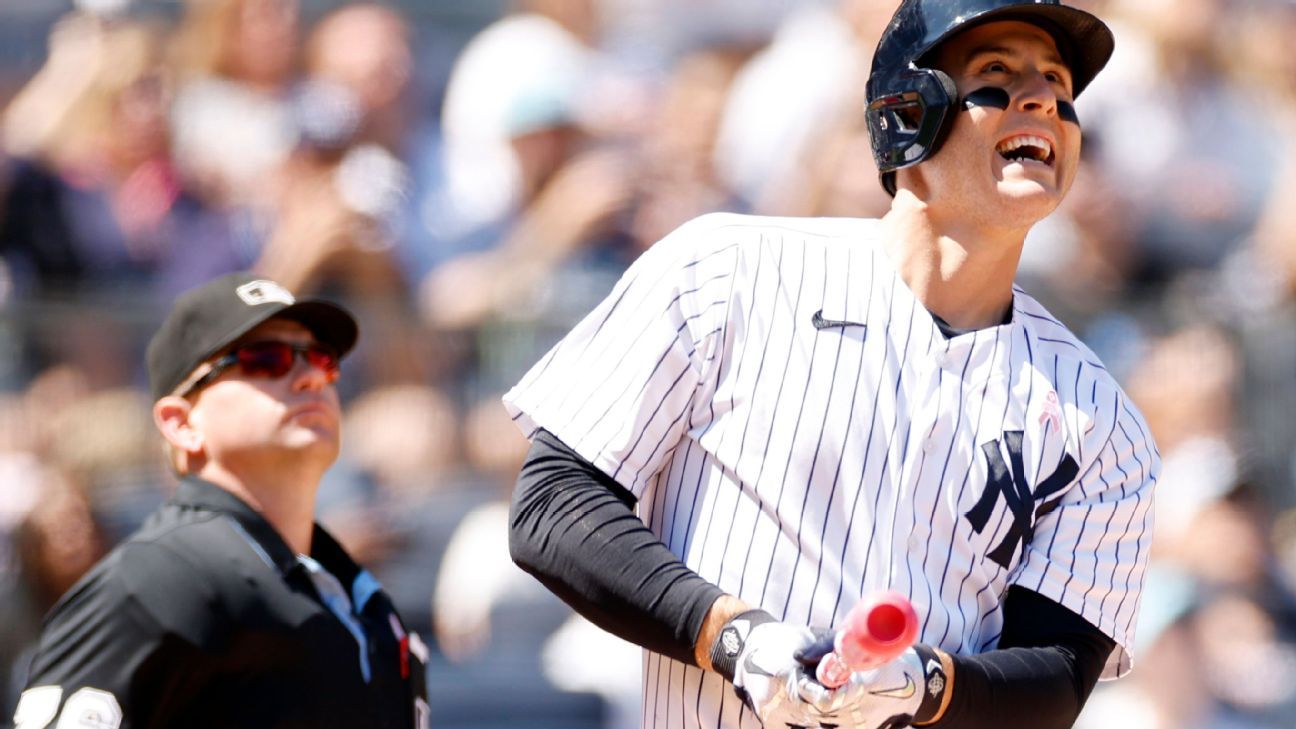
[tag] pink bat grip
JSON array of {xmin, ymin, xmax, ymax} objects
[{"xmin": 816, "ymin": 590, "xmax": 920, "ymax": 688}]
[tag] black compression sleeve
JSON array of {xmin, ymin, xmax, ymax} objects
[
  {"xmin": 508, "ymin": 429, "xmax": 724, "ymax": 666},
  {"xmin": 931, "ymin": 586, "xmax": 1116, "ymax": 728}
]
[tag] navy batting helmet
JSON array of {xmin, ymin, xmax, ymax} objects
[{"xmin": 865, "ymin": 0, "xmax": 1115, "ymax": 195}]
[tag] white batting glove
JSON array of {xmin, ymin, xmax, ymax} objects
[
  {"xmin": 710, "ymin": 610, "xmax": 839, "ymax": 728},
  {"xmin": 711, "ymin": 612, "xmax": 952, "ymax": 729},
  {"xmin": 805, "ymin": 646, "xmax": 952, "ymax": 729}
]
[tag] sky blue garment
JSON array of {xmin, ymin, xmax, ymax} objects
[{"xmin": 298, "ymin": 554, "xmax": 371, "ymax": 683}]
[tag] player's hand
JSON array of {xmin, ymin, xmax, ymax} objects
[
  {"xmin": 797, "ymin": 647, "xmax": 930, "ymax": 728},
  {"xmin": 710, "ymin": 610, "xmax": 839, "ymax": 728}
]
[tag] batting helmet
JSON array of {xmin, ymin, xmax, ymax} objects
[{"xmin": 865, "ymin": 0, "xmax": 1114, "ymax": 195}]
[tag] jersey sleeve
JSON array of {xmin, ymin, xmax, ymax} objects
[
  {"xmin": 17, "ymin": 541, "xmax": 226, "ymax": 728},
  {"xmin": 503, "ymin": 214, "xmax": 741, "ymax": 497},
  {"xmin": 1010, "ymin": 383, "xmax": 1159, "ymax": 680}
]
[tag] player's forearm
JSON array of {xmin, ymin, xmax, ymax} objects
[
  {"xmin": 922, "ymin": 587, "xmax": 1114, "ymax": 728},
  {"xmin": 929, "ymin": 645, "xmax": 1090, "ymax": 728},
  {"xmin": 508, "ymin": 429, "xmax": 725, "ymax": 667}
]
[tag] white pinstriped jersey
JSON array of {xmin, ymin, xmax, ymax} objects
[{"xmin": 504, "ymin": 213, "xmax": 1159, "ymax": 729}]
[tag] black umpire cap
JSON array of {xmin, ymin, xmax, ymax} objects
[{"xmin": 147, "ymin": 272, "xmax": 358, "ymax": 401}]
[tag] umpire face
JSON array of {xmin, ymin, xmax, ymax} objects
[
  {"xmin": 156, "ymin": 318, "xmax": 342, "ymax": 478},
  {"xmin": 147, "ymin": 272, "xmax": 357, "ymax": 490}
]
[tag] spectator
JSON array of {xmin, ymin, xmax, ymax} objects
[
  {"xmin": 713, "ymin": 0, "xmax": 891, "ymax": 211},
  {"xmin": 301, "ymin": 1, "xmax": 445, "ymax": 279},
  {"xmin": 169, "ymin": 0, "xmax": 301, "ymax": 211},
  {"xmin": 0, "ymin": 15, "xmax": 245, "ymax": 388},
  {"xmin": 279, "ymin": 3, "xmax": 453, "ymax": 386},
  {"xmin": 0, "ymin": 15, "xmax": 244, "ymax": 301},
  {"xmin": 421, "ymin": 53, "xmax": 638, "ymax": 391},
  {"xmin": 438, "ymin": 0, "xmax": 603, "ymax": 241},
  {"xmin": 622, "ymin": 43, "xmax": 750, "ymax": 251},
  {"xmin": 1084, "ymin": 0, "xmax": 1281, "ymax": 282}
]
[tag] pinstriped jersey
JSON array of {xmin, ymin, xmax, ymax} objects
[{"xmin": 503, "ymin": 212, "xmax": 1159, "ymax": 729}]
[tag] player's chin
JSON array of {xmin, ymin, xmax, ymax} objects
[
  {"xmin": 994, "ymin": 158, "xmax": 1072, "ymax": 199},
  {"xmin": 994, "ymin": 174, "xmax": 1067, "ymax": 217},
  {"xmin": 996, "ymin": 180, "xmax": 1062, "ymax": 202}
]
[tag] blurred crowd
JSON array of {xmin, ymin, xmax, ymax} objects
[{"xmin": 0, "ymin": 0, "xmax": 1294, "ymax": 727}]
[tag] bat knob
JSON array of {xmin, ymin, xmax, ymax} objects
[{"xmin": 836, "ymin": 591, "xmax": 920, "ymax": 671}]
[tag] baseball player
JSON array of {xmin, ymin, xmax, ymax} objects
[
  {"xmin": 504, "ymin": 1, "xmax": 1158, "ymax": 728},
  {"xmin": 13, "ymin": 273, "xmax": 429, "ymax": 729}
]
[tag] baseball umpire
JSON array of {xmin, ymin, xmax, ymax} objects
[
  {"xmin": 13, "ymin": 273, "xmax": 429, "ymax": 729},
  {"xmin": 503, "ymin": 1, "xmax": 1158, "ymax": 727}
]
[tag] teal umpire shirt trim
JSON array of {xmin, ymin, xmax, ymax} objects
[
  {"xmin": 186, "ymin": 476, "xmax": 381, "ymax": 683},
  {"xmin": 298, "ymin": 555, "xmax": 372, "ymax": 682},
  {"xmin": 204, "ymin": 481, "xmax": 378, "ymax": 683}
]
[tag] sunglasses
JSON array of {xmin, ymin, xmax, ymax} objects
[{"xmin": 180, "ymin": 341, "xmax": 341, "ymax": 397}]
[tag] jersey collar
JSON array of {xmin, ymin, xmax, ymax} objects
[{"xmin": 173, "ymin": 476, "xmax": 359, "ymax": 582}]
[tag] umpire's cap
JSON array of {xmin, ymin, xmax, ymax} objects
[
  {"xmin": 866, "ymin": 0, "xmax": 1115, "ymax": 195},
  {"xmin": 147, "ymin": 272, "xmax": 358, "ymax": 400}
]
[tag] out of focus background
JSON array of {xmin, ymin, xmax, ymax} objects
[{"xmin": 0, "ymin": 0, "xmax": 1294, "ymax": 727}]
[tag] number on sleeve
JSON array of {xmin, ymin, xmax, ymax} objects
[
  {"xmin": 17, "ymin": 687, "xmax": 123, "ymax": 729},
  {"xmin": 56, "ymin": 688, "xmax": 123, "ymax": 729}
]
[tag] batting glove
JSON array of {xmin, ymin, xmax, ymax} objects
[
  {"xmin": 800, "ymin": 645, "xmax": 952, "ymax": 729},
  {"xmin": 709, "ymin": 610, "xmax": 840, "ymax": 728}
]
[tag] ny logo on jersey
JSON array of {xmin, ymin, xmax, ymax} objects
[{"xmin": 965, "ymin": 431, "xmax": 1079, "ymax": 569}]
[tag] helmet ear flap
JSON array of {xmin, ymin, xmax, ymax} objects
[
  {"xmin": 867, "ymin": 67, "xmax": 960, "ymax": 196},
  {"xmin": 924, "ymin": 67, "xmax": 960, "ymax": 155},
  {"xmin": 933, "ymin": 68, "xmax": 958, "ymax": 107}
]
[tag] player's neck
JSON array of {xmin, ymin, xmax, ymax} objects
[{"xmin": 879, "ymin": 195, "xmax": 1024, "ymax": 331}]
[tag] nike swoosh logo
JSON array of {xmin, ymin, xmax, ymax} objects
[
  {"xmin": 811, "ymin": 309, "xmax": 866, "ymax": 331},
  {"xmin": 869, "ymin": 672, "xmax": 916, "ymax": 700}
]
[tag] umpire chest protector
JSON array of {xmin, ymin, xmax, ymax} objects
[{"xmin": 865, "ymin": 0, "xmax": 1115, "ymax": 194}]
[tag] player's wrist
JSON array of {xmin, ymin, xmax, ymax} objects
[
  {"xmin": 910, "ymin": 645, "xmax": 954, "ymax": 726},
  {"xmin": 695, "ymin": 594, "xmax": 755, "ymax": 671},
  {"xmin": 708, "ymin": 608, "xmax": 778, "ymax": 682}
]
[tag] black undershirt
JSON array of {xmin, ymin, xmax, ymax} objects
[
  {"xmin": 930, "ymin": 309, "xmax": 1012, "ymax": 339},
  {"xmin": 510, "ymin": 429, "xmax": 1115, "ymax": 728}
]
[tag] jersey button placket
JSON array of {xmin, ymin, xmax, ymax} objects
[{"xmin": 916, "ymin": 356, "xmax": 944, "ymax": 454}]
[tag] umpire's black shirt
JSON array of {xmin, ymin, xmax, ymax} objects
[{"xmin": 20, "ymin": 476, "xmax": 429, "ymax": 728}]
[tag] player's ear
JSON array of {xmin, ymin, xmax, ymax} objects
[{"xmin": 154, "ymin": 396, "xmax": 204, "ymax": 456}]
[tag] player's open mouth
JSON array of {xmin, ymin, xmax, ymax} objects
[{"xmin": 996, "ymin": 134, "xmax": 1054, "ymax": 166}]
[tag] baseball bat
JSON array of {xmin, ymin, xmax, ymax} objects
[{"xmin": 816, "ymin": 590, "xmax": 920, "ymax": 688}]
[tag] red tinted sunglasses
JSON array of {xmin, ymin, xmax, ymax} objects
[{"xmin": 181, "ymin": 341, "xmax": 340, "ymax": 397}]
